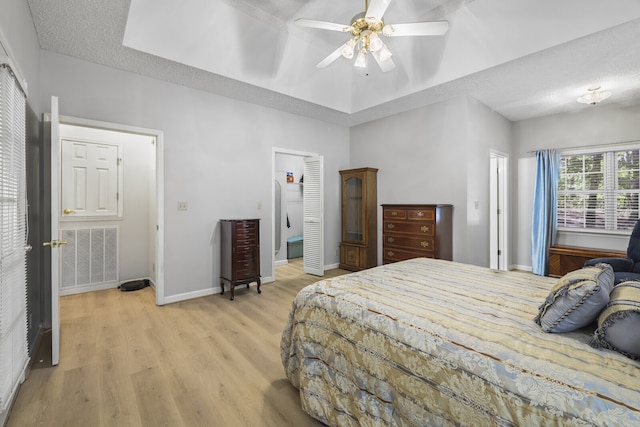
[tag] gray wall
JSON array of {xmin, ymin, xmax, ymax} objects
[
  {"xmin": 38, "ymin": 50, "xmax": 350, "ymax": 301},
  {"xmin": 349, "ymin": 96, "xmax": 512, "ymax": 267}
]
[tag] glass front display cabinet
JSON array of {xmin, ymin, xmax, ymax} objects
[{"xmin": 339, "ymin": 167, "xmax": 378, "ymax": 271}]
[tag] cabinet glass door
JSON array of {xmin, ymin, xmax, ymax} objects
[{"xmin": 344, "ymin": 176, "xmax": 363, "ymax": 242}]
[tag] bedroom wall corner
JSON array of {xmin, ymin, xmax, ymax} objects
[
  {"xmin": 350, "ymin": 96, "xmax": 470, "ymax": 264},
  {"xmin": 513, "ymin": 103, "xmax": 640, "ymax": 270},
  {"xmin": 465, "ymin": 97, "xmax": 513, "ymax": 268}
]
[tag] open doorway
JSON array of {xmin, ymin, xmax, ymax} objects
[
  {"xmin": 58, "ymin": 124, "xmax": 154, "ymax": 295},
  {"xmin": 490, "ymin": 151, "xmax": 509, "ymax": 270},
  {"xmin": 272, "ymin": 148, "xmax": 324, "ymax": 280},
  {"xmin": 274, "ymin": 153, "xmax": 305, "ymax": 266},
  {"xmin": 54, "ymin": 115, "xmax": 164, "ymax": 304}
]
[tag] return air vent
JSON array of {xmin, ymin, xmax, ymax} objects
[{"xmin": 60, "ymin": 227, "xmax": 118, "ymax": 288}]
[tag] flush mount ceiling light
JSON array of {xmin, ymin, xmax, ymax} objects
[
  {"xmin": 577, "ymin": 86, "xmax": 612, "ymax": 105},
  {"xmin": 295, "ymin": 0, "xmax": 449, "ymax": 73}
]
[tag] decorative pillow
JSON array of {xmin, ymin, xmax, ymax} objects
[
  {"xmin": 534, "ymin": 263, "xmax": 614, "ymax": 333},
  {"xmin": 590, "ymin": 281, "xmax": 640, "ymax": 360}
]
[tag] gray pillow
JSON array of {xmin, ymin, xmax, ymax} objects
[
  {"xmin": 591, "ymin": 281, "xmax": 640, "ymax": 360},
  {"xmin": 535, "ymin": 263, "xmax": 614, "ymax": 333}
]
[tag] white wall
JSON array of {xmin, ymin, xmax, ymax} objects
[
  {"xmin": 38, "ymin": 51, "xmax": 350, "ymax": 301},
  {"xmin": 350, "ymin": 96, "xmax": 512, "ymax": 266},
  {"xmin": 513, "ymin": 103, "xmax": 640, "ymax": 269}
]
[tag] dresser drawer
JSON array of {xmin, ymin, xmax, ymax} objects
[
  {"xmin": 381, "ymin": 204, "xmax": 453, "ymax": 264},
  {"xmin": 234, "ymin": 250, "xmax": 256, "ymax": 260},
  {"xmin": 236, "ymin": 228, "xmax": 256, "ymax": 239},
  {"xmin": 383, "ymin": 247, "xmax": 434, "ymax": 263},
  {"xmin": 383, "ymin": 234, "xmax": 435, "ymax": 252},
  {"xmin": 383, "ymin": 208, "xmax": 407, "ymax": 220},
  {"xmin": 236, "ymin": 236, "xmax": 258, "ymax": 248},
  {"xmin": 407, "ymin": 208, "xmax": 435, "ymax": 221},
  {"xmin": 384, "ymin": 221, "xmax": 435, "ymax": 235}
]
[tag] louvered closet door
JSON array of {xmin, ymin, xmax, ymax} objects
[{"xmin": 303, "ymin": 156, "xmax": 324, "ymax": 276}]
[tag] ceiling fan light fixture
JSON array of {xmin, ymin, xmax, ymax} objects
[
  {"xmin": 297, "ymin": 0, "xmax": 449, "ymax": 73},
  {"xmin": 577, "ymin": 86, "xmax": 612, "ymax": 105},
  {"xmin": 341, "ymin": 38, "xmax": 357, "ymax": 59},
  {"xmin": 354, "ymin": 48, "xmax": 368, "ymax": 68}
]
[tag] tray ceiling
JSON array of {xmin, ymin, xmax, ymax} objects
[{"xmin": 28, "ymin": 0, "xmax": 640, "ymax": 126}]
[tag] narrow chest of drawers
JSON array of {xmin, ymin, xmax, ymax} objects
[
  {"xmin": 220, "ymin": 219, "xmax": 261, "ymax": 300},
  {"xmin": 381, "ymin": 204, "xmax": 453, "ymax": 264}
]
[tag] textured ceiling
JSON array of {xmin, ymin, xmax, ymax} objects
[{"xmin": 27, "ymin": 0, "xmax": 640, "ymax": 126}]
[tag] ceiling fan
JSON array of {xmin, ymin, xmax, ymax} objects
[{"xmin": 295, "ymin": 0, "xmax": 449, "ymax": 72}]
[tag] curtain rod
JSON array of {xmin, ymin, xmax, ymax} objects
[{"xmin": 526, "ymin": 139, "xmax": 640, "ymax": 155}]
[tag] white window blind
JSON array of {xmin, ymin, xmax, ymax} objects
[
  {"xmin": 558, "ymin": 146, "xmax": 640, "ymax": 231},
  {"xmin": 0, "ymin": 64, "xmax": 28, "ymax": 413}
]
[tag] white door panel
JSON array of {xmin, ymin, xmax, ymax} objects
[
  {"xmin": 303, "ymin": 156, "xmax": 324, "ymax": 276},
  {"xmin": 61, "ymin": 139, "xmax": 120, "ymax": 218}
]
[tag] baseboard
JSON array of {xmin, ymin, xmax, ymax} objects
[
  {"xmin": 162, "ymin": 288, "xmax": 218, "ymax": 305},
  {"xmin": 60, "ymin": 277, "xmax": 154, "ymax": 296},
  {"xmin": 514, "ymin": 264, "xmax": 533, "ymax": 272},
  {"xmin": 275, "ymin": 259, "xmax": 288, "ymax": 266}
]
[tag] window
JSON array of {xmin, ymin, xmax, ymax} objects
[
  {"xmin": 0, "ymin": 64, "xmax": 28, "ymax": 413},
  {"xmin": 558, "ymin": 146, "xmax": 640, "ymax": 231}
]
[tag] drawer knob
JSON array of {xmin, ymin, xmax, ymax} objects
[
  {"xmin": 417, "ymin": 211, "xmax": 425, "ymax": 217},
  {"xmin": 387, "ymin": 237, "xmax": 394, "ymax": 243},
  {"xmin": 421, "ymin": 226, "xmax": 429, "ymax": 232},
  {"xmin": 387, "ymin": 251, "xmax": 394, "ymax": 257},
  {"xmin": 421, "ymin": 241, "xmax": 430, "ymax": 248},
  {"xmin": 387, "ymin": 224, "xmax": 395, "ymax": 229},
  {"xmin": 391, "ymin": 211, "xmax": 398, "ymax": 216}
]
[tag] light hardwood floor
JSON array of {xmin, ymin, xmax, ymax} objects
[{"xmin": 7, "ymin": 259, "xmax": 349, "ymax": 426}]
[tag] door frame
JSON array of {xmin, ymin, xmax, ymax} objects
[
  {"xmin": 271, "ymin": 148, "xmax": 322, "ymax": 280},
  {"xmin": 490, "ymin": 151, "xmax": 509, "ymax": 270},
  {"xmin": 56, "ymin": 114, "xmax": 165, "ymax": 305}
]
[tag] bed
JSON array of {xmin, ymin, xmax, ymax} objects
[{"xmin": 280, "ymin": 258, "xmax": 640, "ymax": 426}]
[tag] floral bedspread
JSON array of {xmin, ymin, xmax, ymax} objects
[{"xmin": 280, "ymin": 258, "xmax": 640, "ymax": 426}]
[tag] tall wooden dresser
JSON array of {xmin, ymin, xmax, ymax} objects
[
  {"xmin": 381, "ymin": 204, "xmax": 453, "ymax": 264},
  {"xmin": 220, "ymin": 219, "xmax": 261, "ymax": 300}
]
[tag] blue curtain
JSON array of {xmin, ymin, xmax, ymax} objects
[{"xmin": 531, "ymin": 149, "xmax": 560, "ymax": 276}]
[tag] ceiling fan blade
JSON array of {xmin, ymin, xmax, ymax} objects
[
  {"xmin": 371, "ymin": 49, "xmax": 396, "ymax": 72},
  {"xmin": 295, "ymin": 18, "xmax": 352, "ymax": 32},
  {"xmin": 316, "ymin": 43, "xmax": 347, "ymax": 68},
  {"xmin": 365, "ymin": 0, "xmax": 392, "ymax": 22},
  {"xmin": 383, "ymin": 21, "xmax": 449, "ymax": 37}
]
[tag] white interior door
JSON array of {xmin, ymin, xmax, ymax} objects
[
  {"xmin": 303, "ymin": 156, "xmax": 324, "ymax": 276},
  {"xmin": 48, "ymin": 96, "xmax": 61, "ymax": 366},
  {"xmin": 490, "ymin": 153, "xmax": 508, "ymax": 270},
  {"xmin": 60, "ymin": 139, "xmax": 120, "ymax": 218}
]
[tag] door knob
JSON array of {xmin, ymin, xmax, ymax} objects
[
  {"xmin": 43, "ymin": 240, "xmax": 68, "ymax": 248},
  {"xmin": 63, "ymin": 208, "xmax": 76, "ymax": 214}
]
